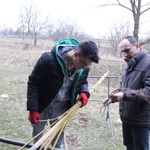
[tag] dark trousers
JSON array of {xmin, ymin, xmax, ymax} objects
[
  {"xmin": 122, "ymin": 121, "xmax": 150, "ymax": 150},
  {"xmin": 32, "ymin": 105, "xmax": 68, "ymax": 149}
]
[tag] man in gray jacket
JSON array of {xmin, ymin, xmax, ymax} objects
[{"xmin": 103, "ymin": 36, "xmax": 150, "ymax": 150}]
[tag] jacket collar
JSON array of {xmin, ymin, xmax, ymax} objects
[{"xmin": 127, "ymin": 49, "xmax": 146, "ymax": 72}]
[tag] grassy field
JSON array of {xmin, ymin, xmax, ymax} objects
[{"xmin": 0, "ymin": 37, "xmax": 126, "ymax": 150}]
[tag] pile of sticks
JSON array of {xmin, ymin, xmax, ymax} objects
[{"xmin": 20, "ymin": 71, "xmax": 109, "ymax": 150}]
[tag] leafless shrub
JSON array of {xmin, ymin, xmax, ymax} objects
[
  {"xmin": 107, "ymin": 21, "xmax": 132, "ymax": 57},
  {"xmin": 49, "ymin": 18, "xmax": 93, "ymax": 42}
]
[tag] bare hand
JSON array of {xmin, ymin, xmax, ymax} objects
[
  {"xmin": 102, "ymin": 97, "xmax": 112, "ymax": 106},
  {"xmin": 109, "ymin": 92, "xmax": 123, "ymax": 102}
]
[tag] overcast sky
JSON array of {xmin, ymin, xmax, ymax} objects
[{"xmin": 0, "ymin": 0, "xmax": 150, "ymax": 38}]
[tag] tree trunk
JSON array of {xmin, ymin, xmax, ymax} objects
[
  {"xmin": 133, "ymin": 15, "xmax": 140, "ymax": 41},
  {"xmin": 33, "ymin": 34, "xmax": 37, "ymax": 46}
]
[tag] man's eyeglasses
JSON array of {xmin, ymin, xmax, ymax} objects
[{"xmin": 121, "ymin": 48, "xmax": 130, "ymax": 53}]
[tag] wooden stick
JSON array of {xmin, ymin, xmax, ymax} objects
[
  {"xmin": 29, "ymin": 71, "xmax": 109, "ymax": 150},
  {"xmin": 89, "ymin": 71, "xmax": 109, "ymax": 93}
]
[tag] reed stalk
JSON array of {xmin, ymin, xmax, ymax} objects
[{"xmin": 24, "ymin": 71, "xmax": 109, "ymax": 150}]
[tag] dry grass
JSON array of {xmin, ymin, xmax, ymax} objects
[{"xmin": 0, "ymin": 36, "xmax": 126, "ymax": 150}]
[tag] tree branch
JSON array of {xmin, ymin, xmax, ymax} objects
[
  {"xmin": 141, "ymin": 2, "xmax": 150, "ymax": 8},
  {"xmin": 130, "ymin": 0, "xmax": 136, "ymax": 16},
  {"xmin": 141, "ymin": 7, "xmax": 150, "ymax": 15},
  {"xmin": 98, "ymin": 0, "xmax": 132, "ymax": 12},
  {"xmin": 140, "ymin": 37, "xmax": 150, "ymax": 45}
]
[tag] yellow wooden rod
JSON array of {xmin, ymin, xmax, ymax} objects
[{"xmin": 89, "ymin": 71, "xmax": 109, "ymax": 93}]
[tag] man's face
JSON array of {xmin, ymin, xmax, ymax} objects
[
  {"xmin": 118, "ymin": 39, "xmax": 140, "ymax": 62},
  {"xmin": 73, "ymin": 51, "xmax": 93, "ymax": 69}
]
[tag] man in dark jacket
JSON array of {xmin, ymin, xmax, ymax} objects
[
  {"xmin": 103, "ymin": 36, "xmax": 150, "ymax": 150},
  {"xmin": 27, "ymin": 38, "xmax": 99, "ymax": 149}
]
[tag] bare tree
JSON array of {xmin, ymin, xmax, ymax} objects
[
  {"xmin": 108, "ymin": 21, "xmax": 131, "ymax": 57},
  {"xmin": 49, "ymin": 19, "xmax": 93, "ymax": 41},
  {"xmin": 18, "ymin": 3, "xmax": 49, "ymax": 46},
  {"xmin": 18, "ymin": 13, "xmax": 27, "ymax": 47},
  {"xmin": 0, "ymin": 25, "xmax": 15, "ymax": 36},
  {"xmin": 98, "ymin": 0, "xmax": 150, "ymax": 42}
]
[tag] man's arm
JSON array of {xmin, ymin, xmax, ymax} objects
[{"xmin": 27, "ymin": 52, "xmax": 50, "ymax": 111}]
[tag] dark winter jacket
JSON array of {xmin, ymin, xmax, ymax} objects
[
  {"xmin": 27, "ymin": 38, "xmax": 90, "ymax": 113},
  {"xmin": 119, "ymin": 49, "xmax": 150, "ymax": 126}
]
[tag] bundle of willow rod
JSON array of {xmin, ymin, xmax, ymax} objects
[{"xmin": 22, "ymin": 71, "xmax": 109, "ymax": 150}]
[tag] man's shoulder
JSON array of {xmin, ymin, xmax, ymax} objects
[
  {"xmin": 146, "ymin": 53, "xmax": 150, "ymax": 58},
  {"xmin": 139, "ymin": 53, "xmax": 150, "ymax": 70},
  {"xmin": 41, "ymin": 51, "xmax": 54, "ymax": 59},
  {"xmin": 39, "ymin": 51, "xmax": 56, "ymax": 65},
  {"xmin": 144, "ymin": 53, "xmax": 150, "ymax": 63}
]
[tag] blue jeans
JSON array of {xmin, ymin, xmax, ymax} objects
[
  {"xmin": 122, "ymin": 122, "xmax": 150, "ymax": 150},
  {"xmin": 32, "ymin": 105, "xmax": 68, "ymax": 149}
]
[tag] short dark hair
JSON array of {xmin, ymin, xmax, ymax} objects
[
  {"xmin": 123, "ymin": 36, "xmax": 137, "ymax": 45},
  {"xmin": 77, "ymin": 41, "xmax": 99, "ymax": 63}
]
